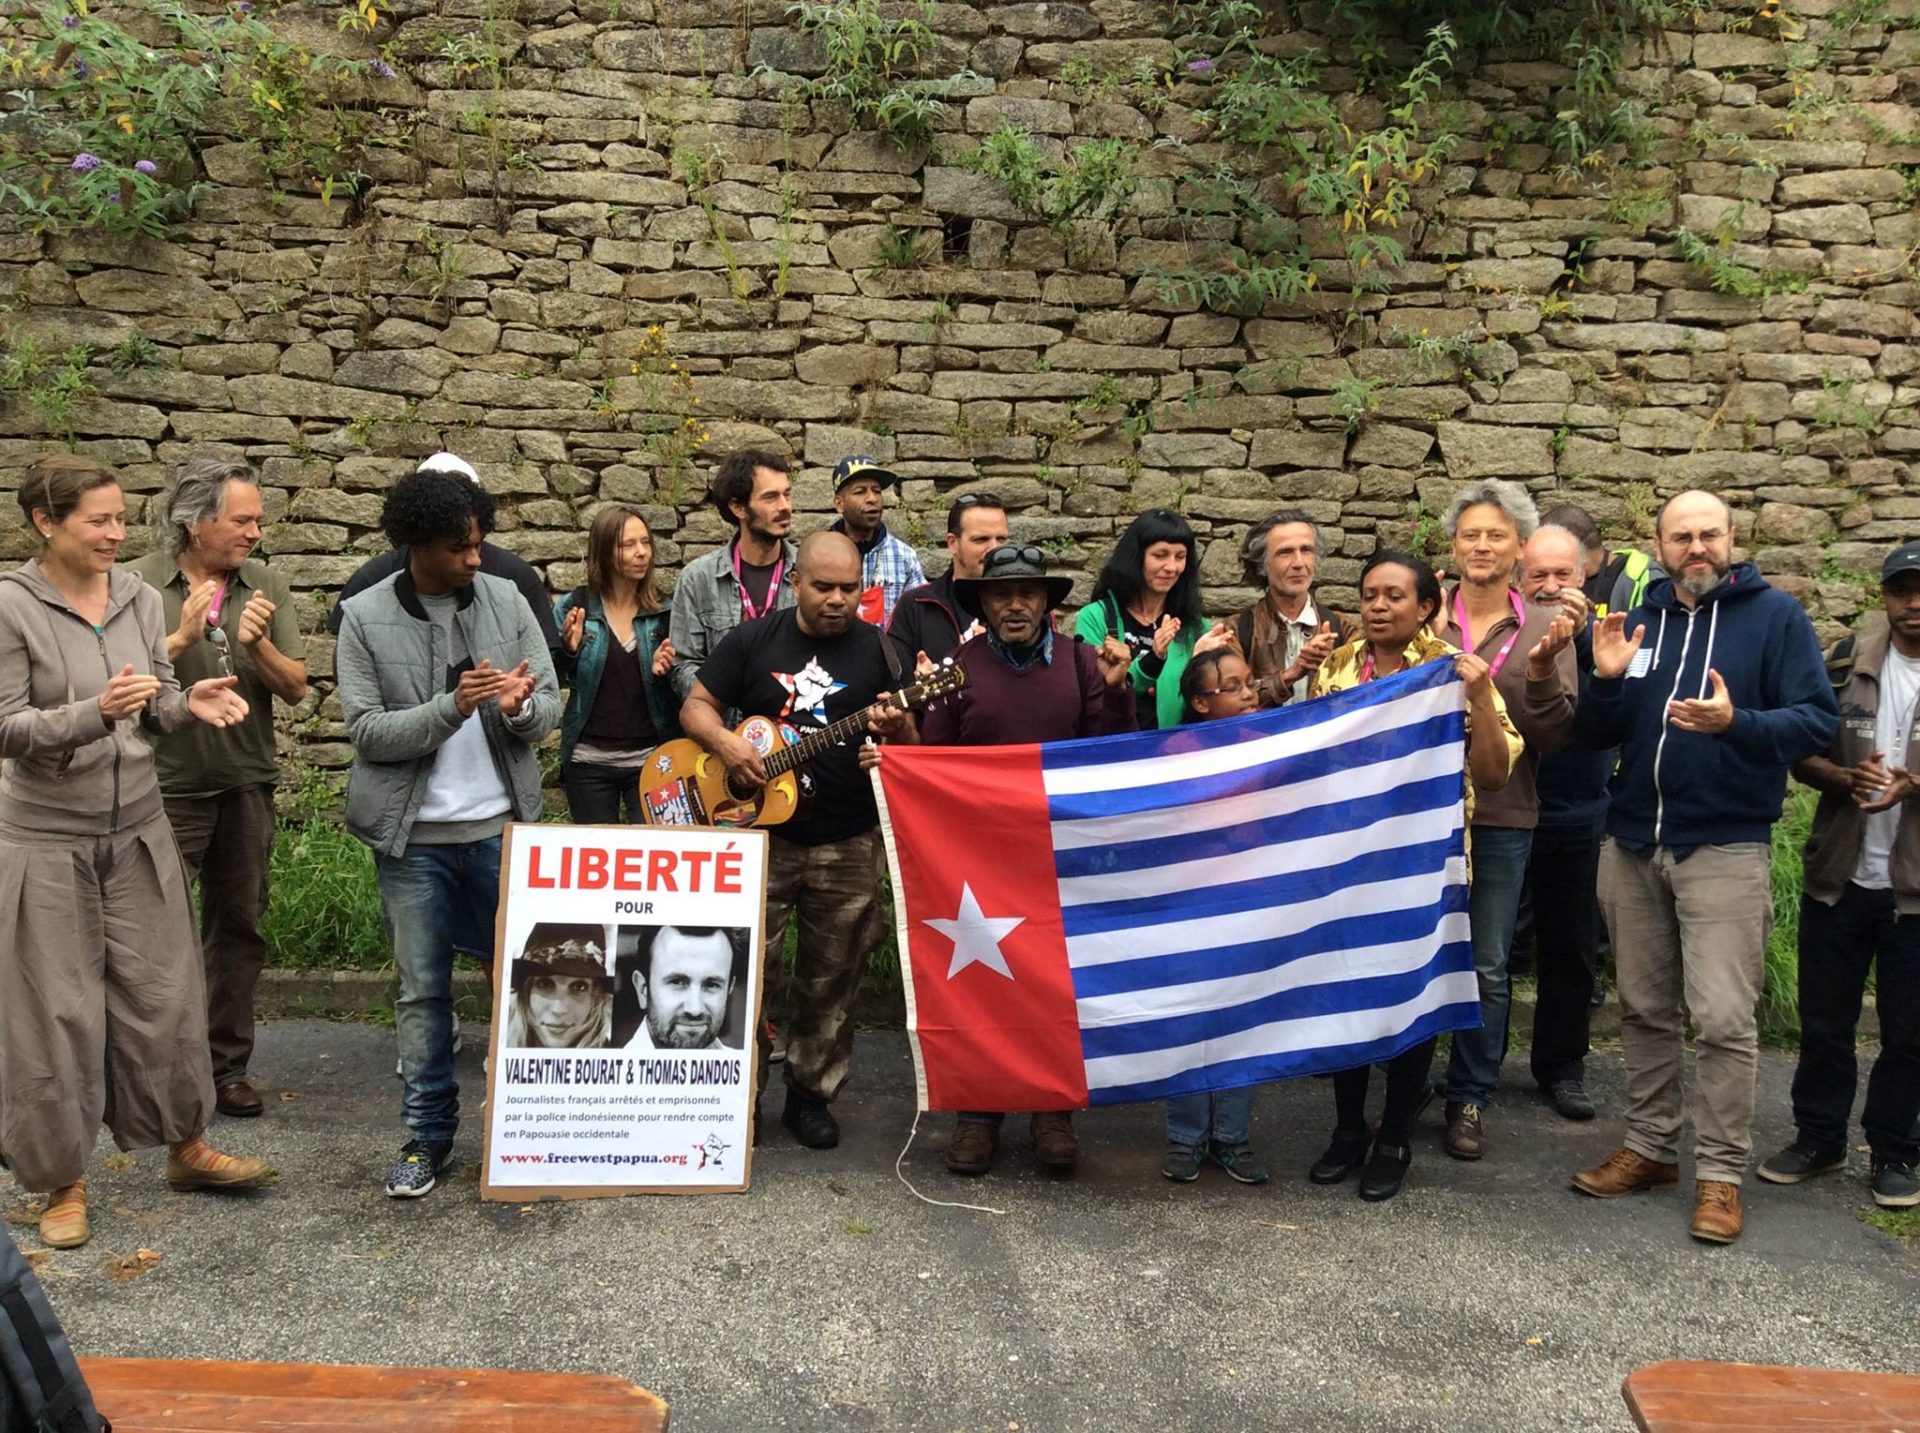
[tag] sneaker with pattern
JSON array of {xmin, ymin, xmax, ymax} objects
[{"xmin": 384, "ymin": 1139, "xmax": 454, "ymax": 1199}]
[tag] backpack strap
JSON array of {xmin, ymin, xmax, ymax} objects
[
  {"xmin": 0, "ymin": 1282, "xmax": 96, "ymax": 1433},
  {"xmin": 1234, "ymin": 607, "xmax": 1254, "ymax": 656},
  {"xmin": 1825, "ymin": 633, "xmax": 1857, "ymax": 694}
]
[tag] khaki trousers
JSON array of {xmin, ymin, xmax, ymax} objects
[
  {"xmin": 0, "ymin": 816, "xmax": 214, "ymax": 1191},
  {"xmin": 1599, "ymin": 839, "xmax": 1770, "ymax": 1184},
  {"xmin": 166, "ymin": 785, "xmax": 276, "ymax": 1083}
]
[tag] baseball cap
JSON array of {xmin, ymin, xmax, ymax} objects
[
  {"xmin": 1882, "ymin": 542, "xmax": 1920, "ymax": 582},
  {"xmin": 832, "ymin": 455, "xmax": 897, "ymax": 492}
]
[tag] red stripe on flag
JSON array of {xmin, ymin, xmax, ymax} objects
[{"xmin": 878, "ymin": 743, "xmax": 1088, "ymax": 1112}]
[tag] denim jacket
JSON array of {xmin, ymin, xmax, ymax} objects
[
  {"xmin": 666, "ymin": 537, "xmax": 797, "ymax": 702},
  {"xmin": 553, "ymin": 587, "xmax": 681, "ymax": 766}
]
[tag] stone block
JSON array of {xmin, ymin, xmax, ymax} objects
[
  {"xmin": 73, "ymin": 270, "xmax": 239, "ymax": 319},
  {"xmin": 1138, "ymin": 432, "xmax": 1247, "ymax": 468},
  {"xmin": 1545, "ymin": 322, "xmax": 1727, "ymax": 353},
  {"xmin": 1348, "ymin": 424, "xmax": 1436, "ymax": 468},
  {"xmin": 794, "ymin": 344, "xmax": 897, "ymax": 386},
  {"xmin": 1772, "ymin": 205, "xmax": 1874, "ymax": 244},
  {"xmin": 1250, "ymin": 429, "xmax": 1349, "ymax": 470},
  {"xmin": 1676, "ymin": 193, "xmax": 1770, "ymax": 240},
  {"xmin": 998, "ymin": 2, "xmax": 1100, "ymax": 36},
  {"xmin": 922, "ymin": 167, "xmax": 1028, "ymax": 222},
  {"xmin": 1459, "ymin": 256, "xmax": 1566, "ymax": 292},
  {"xmin": 228, "ymin": 377, "xmax": 408, "ymax": 419},
  {"xmin": 965, "ymin": 96, "xmax": 1074, "ymax": 134},
  {"xmin": 181, "ymin": 344, "xmax": 284, "ymax": 377},
  {"xmin": 1437, "ymin": 422, "xmax": 1554, "ymax": 478},
  {"xmin": 1046, "ymin": 340, "xmax": 1180, "ymax": 373},
  {"xmin": 334, "ymin": 349, "xmax": 458, "ymax": 397},
  {"xmin": 439, "ymin": 318, "xmax": 502, "ymax": 355},
  {"xmin": 1691, "ymin": 33, "xmax": 1779, "ymax": 68},
  {"xmin": 1776, "ymin": 169, "xmax": 1906, "ymax": 206},
  {"xmin": 1244, "ymin": 321, "xmax": 1336, "ymax": 358}
]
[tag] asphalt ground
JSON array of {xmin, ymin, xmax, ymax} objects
[{"xmin": 8, "ymin": 1021, "xmax": 1915, "ymax": 1431}]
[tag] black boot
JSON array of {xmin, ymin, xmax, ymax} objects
[
  {"xmin": 1358, "ymin": 1140, "xmax": 1412, "ymax": 1202},
  {"xmin": 1309, "ymin": 1127, "xmax": 1373, "ymax": 1185},
  {"xmin": 781, "ymin": 1088, "xmax": 840, "ymax": 1149}
]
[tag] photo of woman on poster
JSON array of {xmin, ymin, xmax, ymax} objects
[{"xmin": 502, "ymin": 923, "xmax": 616, "ymax": 1050}]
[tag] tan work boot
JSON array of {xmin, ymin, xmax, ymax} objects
[
  {"xmin": 946, "ymin": 1119, "xmax": 998, "ymax": 1176},
  {"xmin": 1443, "ymin": 1102, "xmax": 1487, "ymax": 1161},
  {"xmin": 165, "ymin": 1135, "xmax": 273, "ymax": 1192},
  {"xmin": 1571, "ymin": 1146, "xmax": 1680, "ymax": 1198},
  {"xmin": 39, "ymin": 1180, "xmax": 89, "ymax": 1250},
  {"xmin": 1690, "ymin": 1180, "xmax": 1743, "ymax": 1244},
  {"xmin": 1031, "ymin": 1111, "xmax": 1078, "ymax": 1173}
]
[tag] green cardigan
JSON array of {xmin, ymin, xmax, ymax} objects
[{"xmin": 1072, "ymin": 593, "xmax": 1194, "ymax": 730}]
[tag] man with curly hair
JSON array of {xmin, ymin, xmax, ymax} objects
[{"xmin": 336, "ymin": 466, "xmax": 561, "ymax": 1198}]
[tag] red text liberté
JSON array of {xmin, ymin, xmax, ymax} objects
[{"xmin": 526, "ymin": 843, "xmax": 744, "ymax": 894}]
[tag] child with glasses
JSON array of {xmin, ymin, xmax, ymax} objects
[{"xmin": 1159, "ymin": 648, "xmax": 1271, "ymax": 1185}]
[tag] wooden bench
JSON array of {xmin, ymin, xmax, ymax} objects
[
  {"xmin": 1624, "ymin": 1359, "xmax": 1920, "ymax": 1431},
  {"xmin": 78, "ymin": 1357, "xmax": 667, "ymax": 1432}
]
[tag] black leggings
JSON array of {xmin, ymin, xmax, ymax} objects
[{"xmin": 1330, "ymin": 1036, "xmax": 1438, "ymax": 1147}]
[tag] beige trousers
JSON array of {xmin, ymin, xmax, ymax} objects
[
  {"xmin": 1598, "ymin": 839, "xmax": 1771, "ymax": 1184},
  {"xmin": 0, "ymin": 816, "xmax": 215, "ymax": 1191}
]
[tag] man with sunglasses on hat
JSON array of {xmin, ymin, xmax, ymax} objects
[
  {"xmin": 912, "ymin": 544, "xmax": 1134, "ymax": 1176},
  {"xmin": 131, "ymin": 454, "xmax": 308, "ymax": 1121},
  {"xmin": 888, "ymin": 491, "xmax": 1011, "ymax": 670},
  {"xmin": 827, "ymin": 455, "xmax": 926, "ymax": 628}
]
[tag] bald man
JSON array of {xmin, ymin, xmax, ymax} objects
[
  {"xmin": 681, "ymin": 531, "xmax": 912, "ymax": 1150},
  {"xmin": 1567, "ymin": 489, "xmax": 1838, "ymax": 1245}
]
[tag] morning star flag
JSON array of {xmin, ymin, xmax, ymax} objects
[{"xmin": 873, "ymin": 659, "xmax": 1482, "ymax": 1112}]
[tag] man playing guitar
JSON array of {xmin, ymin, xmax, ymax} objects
[{"xmin": 679, "ymin": 532, "xmax": 914, "ymax": 1150}]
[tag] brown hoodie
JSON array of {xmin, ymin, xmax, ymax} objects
[{"xmin": 0, "ymin": 560, "xmax": 194, "ymax": 835}]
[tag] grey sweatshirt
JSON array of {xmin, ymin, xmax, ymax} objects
[{"xmin": 0, "ymin": 561, "xmax": 194, "ymax": 835}]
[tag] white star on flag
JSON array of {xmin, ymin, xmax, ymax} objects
[{"xmin": 924, "ymin": 883, "xmax": 1024, "ymax": 981}]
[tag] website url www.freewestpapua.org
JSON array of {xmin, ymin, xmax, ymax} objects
[{"xmin": 499, "ymin": 1152, "xmax": 691, "ymax": 1167}]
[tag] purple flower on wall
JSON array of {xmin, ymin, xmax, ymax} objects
[
  {"xmin": 72, "ymin": 59, "xmax": 90, "ymax": 78},
  {"xmin": 1185, "ymin": 57, "xmax": 1214, "ymax": 74},
  {"xmin": 135, "ymin": 159, "xmax": 158, "ymax": 174},
  {"xmin": 61, "ymin": 12, "xmax": 81, "ymax": 27},
  {"xmin": 366, "ymin": 58, "xmax": 396, "ymax": 79},
  {"xmin": 71, "ymin": 152, "xmax": 101, "ymax": 172}
]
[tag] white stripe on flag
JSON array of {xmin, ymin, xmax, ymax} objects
[
  {"xmin": 1080, "ymin": 970, "xmax": 1480, "ymax": 1094},
  {"xmin": 1041, "ymin": 670, "xmax": 1459, "ymax": 798},
  {"xmin": 1075, "ymin": 911, "xmax": 1472, "ymax": 1031},
  {"xmin": 1066, "ymin": 855, "xmax": 1468, "ymax": 968},
  {"xmin": 1056, "ymin": 802, "xmax": 1461, "ymax": 909},
  {"xmin": 1049, "ymin": 734, "xmax": 1463, "ymax": 853}
]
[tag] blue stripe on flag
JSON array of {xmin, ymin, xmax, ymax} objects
[
  {"xmin": 1042, "ymin": 710, "xmax": 1462, "ymax": 822},
  {"xmin": 1085, "ymin": 996, "xmax": 1480, "ymax": 1106},
  {"xmin": 1052, "ymin": 770, "xmax": 1463, "ymax": 880},
  {"xmin": 1041, "ymin": 655, "xmax": 1460, "ymax": 771},
  {"xmin": 1061, "ymin": 834, "xmax": 1460, "ymax": 937},
  {"xmin": 1068, "ymin": 884, "xmax": 1469, "ymax": 1003}
]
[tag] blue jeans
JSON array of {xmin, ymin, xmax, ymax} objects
[
  {"xmin": 1165, "ymin": 1086, "xmax": 1256, "ymax": 1149},
  {"xmin": 1445, "ymin": 826, "xmax": 1534, "ymax": 1108},
  {"xmin": 375, "ymin": 836, "xmax": 502, "ymax": 1146}
]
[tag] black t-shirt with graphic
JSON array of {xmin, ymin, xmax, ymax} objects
[{"xmin": 696, "ymin": 608, "xmax": 893, "ymax": 845}]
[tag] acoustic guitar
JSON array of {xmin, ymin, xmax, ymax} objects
[{"xmin": 639, "ymin": 662, "xmax": 968, "ymax": 828}]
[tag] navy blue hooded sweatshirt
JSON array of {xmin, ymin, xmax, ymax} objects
[{"xmin": 1573, "ymin": 563, "xmax": 1838, "ymax": 849}]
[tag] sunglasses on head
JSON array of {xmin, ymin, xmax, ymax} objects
[
  {"xmin": 952, "ymin": 492, "xmax": 1000, "ymax": 509},
  {"xmin": 983, "ymin": 543, "xmax": 1047, "ymax": 571}
]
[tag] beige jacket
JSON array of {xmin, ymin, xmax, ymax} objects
[{"xmin": 0, "ymin": 561, "xmax": 194, "ymax": 835}]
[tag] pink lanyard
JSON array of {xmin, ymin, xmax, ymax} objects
[
  {"xmin": 1453, "ymin": 588, "xmax": 1526, "ymax": 678},
  {"xmin": 205, "ymin": 578, "xmax": 231, "ymax": 626},
  {"xmin": 731, "ymin": 543, "xmax": 784, "ymax": 621}
]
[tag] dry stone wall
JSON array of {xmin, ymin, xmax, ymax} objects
[{"xmin": 3, "ymin": 0, "xmax": 1919, "ymax": 763}]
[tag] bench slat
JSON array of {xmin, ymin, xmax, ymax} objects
[{"xmin": 1624, "ymin": 1359, "xmax": 1920, "ymax": 1432}]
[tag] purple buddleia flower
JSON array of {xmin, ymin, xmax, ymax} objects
[
  {"xmin": 71, "ymin": 152, "xmax": 101, "ymax": 172},
  {"xmin": 61, "ymin": 12, "xmax": 81, "ymax": 27},
  {"xmin": 235, "ymin": 1, "xmax": 252, "ymax": 12},
  {"xmin": 1185, "ymin": 57, "xmax": 1214, "ymax": 74},
  {"xmin": 366, "ymin": 58, "xmax": 396, "ymax": 79},
  {"xmin": 135, "ymin": 159, "xmax": 158, "ymax": 174},
  {"xmin": 72, "ymin": 59, "xmax": 89, "ymax": 78}
]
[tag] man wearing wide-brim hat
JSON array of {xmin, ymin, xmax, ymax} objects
[
  {"xmin": 911, "ymin": 543, "xmax": 1136, "ymax": 1178},
  {"xmin": 827, "ymin": 455, "xmax": 926, "ymax": 628}
]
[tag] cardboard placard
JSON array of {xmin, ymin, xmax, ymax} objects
[{"xmin": 481, "ymin": 823, "xmax": 767, "ymax": 1200}]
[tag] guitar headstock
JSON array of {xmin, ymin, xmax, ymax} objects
[{"xmin": 900, "ymin": 658, "xmax": 969, "ymax": 708}]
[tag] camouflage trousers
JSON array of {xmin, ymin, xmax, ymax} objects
[{"xmin": 762, "ymin": 827, "xmax": 887, "ymax": 1104}]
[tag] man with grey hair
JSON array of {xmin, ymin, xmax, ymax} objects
[
  {"xmin": 130, "ymin": 454, "xmax": 308, "ymax": 1119},
  {"xmin": 1222, "ymin": 509, "xmax": 1358, "ymax": 706},
  {"xmin": 1432, "ymin": 478, "xmax": 1579, "ymax": 1162}
]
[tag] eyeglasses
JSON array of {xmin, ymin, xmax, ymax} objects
[
  {"xmin": 205, "ymin": 621, "xmax": 232, "ymax": 678},
  {"xmin": 951, "ymin": 492, "xmax": 1000, "ymax": 510},
  {"xmin": 1196, "ymin": 679, "xmax": 1252, "ymax": 697},
  {"xmin": 982, "ymin": 543, "xmax": 1047, "ymax": 571}
]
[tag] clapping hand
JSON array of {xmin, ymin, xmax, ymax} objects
[
  {"xmin": 1850, "ymin": 750, "xmax": 1917, "ymax": 811},
  {"xmin": 98, "ymin": 664, "xmax": 163, "ymax": 721},
  {"xmin": 1667, "ymin": 669, "xmax": 1734, "ymax": 735},
  {"xmin": 1192, "ymin": 620, "xmax": 1236, "ymax": 657},
  {"xmin": 560, "ymin": 607, "xmax": 586, "ymax": 655},
  {"xmin": 651, "ymin": 635, "xmax": 674, "ymax": 677},
  {"xmin": 1527, "ymin": 613, "xmax": 1578, "ymax": 677},
  {"xmin": 494, "ymin": 660, "xmax": 536, "ymax": 718},
  {"xmin": 1289, "ymin": 622, "xmax": 1338, "ymax": 684},
  {"xmin": 1590, "ymin": 612, "xmax": 1646, "ymax": 680},
  {"xmin": 1097, "ymin": 636, "xmax": 1132, "ymax": 689},
  {"xmin": 186, "ymin": 675, "xmax": 249, "ymax": 729},
  {"xmin": 236, "ymin": 590, "xmax": 276, "ymax": 648},
  {"xmin": 1150, "ymin": 614, "xmax": 1181, "ymax": 660},
  {"xmin": 1453, "ymin": 651, "xmax": 1494, "ymax": 703}
]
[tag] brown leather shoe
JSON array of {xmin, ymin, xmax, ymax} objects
[
  {"xmin": 1691, "ymin": 1180, "xmax": 1743, "ymax": 1244},
  {"xmin": 39, "ymin": 1180, "xmax": 89, "ymax": 1250},
  {"xmin": 1571, "ymin": 1146, "xmax": 1680, "ymax": 1198},
  {"xmin": 165, "ymin": 1136, "xmax": 273, "ymax": 1191},
  {"xmin": 946, "ymin": 1119, "xmax": 998, "ymax": 1176},
  {"xmin": 1443, "ymin": 1101, "xmax": 1487, "ymax": 1161},
  {"xmin": 215, "ymin": 1079, "xmax": 264, "ymax": 1118},
  {"xmin": 1030, "ymin": 1111, "xmax": 1078, "ymax": 1173}
]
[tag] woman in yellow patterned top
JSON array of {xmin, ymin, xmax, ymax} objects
[{"xmin": 1304, "ymin": 550, "xmax": 1524, "ymax": 1202}]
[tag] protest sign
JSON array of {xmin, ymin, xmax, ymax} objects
[{"xmin": 481, "ymin": 823, "xmax": 768, "ymax": 1200}]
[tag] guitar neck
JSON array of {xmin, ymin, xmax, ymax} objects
[{"xmin": 761, "ymin": 676, "xmax": 943, "ymax": 779}]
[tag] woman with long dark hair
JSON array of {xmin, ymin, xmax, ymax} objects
[
  {"xmin": 1303, "ymin": 550, "xmax": 1522, "ymax": 1202},
  {"xmin": 0, "ymin": 455, "xmax": 274, "ymax": 1251},
  {"xmin": 554, "ymin": 504, "xmax": 680, "ymax": 823},
  {"xmin": 1074, "ymin": 509, "xmax": 1228, "ymax": 730}
]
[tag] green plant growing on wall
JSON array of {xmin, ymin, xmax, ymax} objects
[
  {"xmin": 872, "ymin": 222, "xmax": 935, "ymax": 269},
  {"xmin": 960, "ymin": 126, "xmax": 1141, "ymax": 230},
  {"xmin": 786, "ymin": 0, "xmax": 970, "ymax": 149},
  {"xmin": 409, "ymin": 226, "xmax": 466, "ymax": 300},
  {"xmin": 1812, "ymin": 374, "xmax": 1889, "ymax": 436},
  {"xmin": 628, "ymin": 325, "xmax": 710, "ymax": 505},
  {"xmin": 439, "ymin": 0, "xmax": 524, "ymax": 219},
  {"xmin": 0, "ymin": 338, "xmax": 95, "ymax": 446},
  {"xmin": 1673, "ymin": 228, "xmax": 1809, "ymax": 298},
  {"xmin": 671, "ymin": 140, "xmax": 751, "ymax": 298},
  {"xmin": 104, "ymin": 335, "xmax": 161, "ymax": 373}
]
